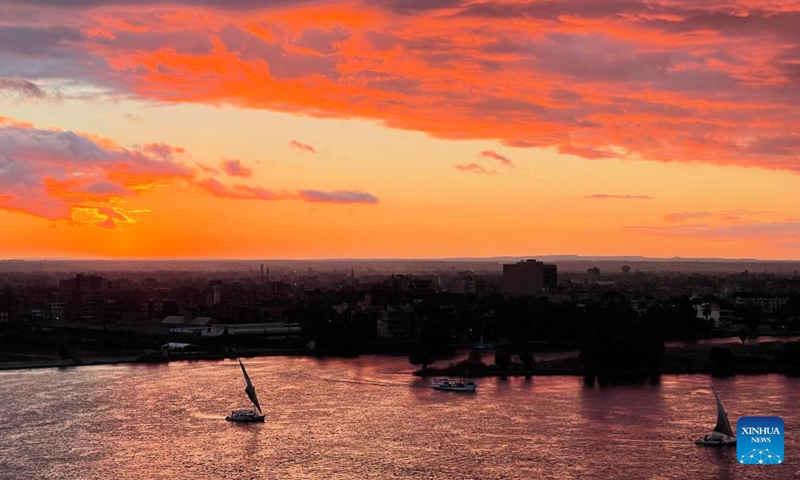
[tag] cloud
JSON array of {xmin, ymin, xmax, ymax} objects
[
  {"xmin": 0, "ymin": 115, "xmax": 379, "ymax": 227},
  {"xmin": 664, "ymin": 210, "xmax": 782, "ymax": 223},
  {"xmin": 3, "ymin": 1, "xmax": 800, "ymax": 173},
  {"xmin": 290, "ymin": 140, "xmax": 317, "ymax": 154},
  {"xmin": 298, "ymin": 189, "xmax": 379, "ymax": 204},
  {"xmin": 196, "ymin": 163, "xmax": 220, "ymax": 174},
  {"xmin": 0, "ymin": 120, "xmax": 192, "ymax": 225},
  {"xmin": 480, "ymin": 150, "xmax": 513, "ymax": 167},
  {"xmin": 0, "ymin": 76, "xmax": 62, "ymax": 103},
  {"xmin": 664, "ymin": 211, "xmax": 714, "ymax": 222},
  {"xmin": 197, "ymin": 179, "xmax": 379, "ymax": 204},
  {"xmin": 197, "ymin": 178, "xmax": 281, "ymax": 200},
  {"xmin": 456, "ymin": 163, "xmax": 496, "ymax": 174},
  {"xmin": 141, "ymin": 142, "xmax": 185, "ymax": 160},
  {"xmin": 584, "ymin": 194, "xmax": 653, "ymax": 200},
  {"xmin": 627, "ymin": 221, "xmax": 800, "ymax": 242},
  {"xmin": 221, "ymin": 158, "xmax": 253, "ymax": 177},
  {"xmin": 123, "ymin": 113, "xmax": 142, "ymax": 122}
]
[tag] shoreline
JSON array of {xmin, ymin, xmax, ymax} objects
[
  {"xmin": 3, "ymin": 349, "xmax": 799, "ymax": 379},
  {"xmin": 2, "ymin": 337, "xmax": 798, "ymax": 376},
  {"xmin": 413, "ymin": 363, "xmax": 800, "ymax": 378},
  {"xmin": 0, "ymin": 348, "xmax": 313, "ymax": 371}
]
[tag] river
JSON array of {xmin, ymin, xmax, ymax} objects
[{"xmin": 0, "ymin": 355, "xmax": 796, "ymax": 479}]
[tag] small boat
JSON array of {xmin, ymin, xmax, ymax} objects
[
  {"xmin": 695, "ymin": 387, "xmax": 735, "ymax": 446},
  {"xmin": 432, "ymin": 378, "xmax": 477, "ymax": 392},
  {"xmin": 225, "ymin": 360, "xmax": 266, "ymax": 422},
  {"xmin": 473, "ymin": 322, "xmax": 494, "ymax": 350}
]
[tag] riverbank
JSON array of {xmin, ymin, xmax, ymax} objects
[
  {"xmin": 0, "ymin": 348, "xmax": 313, "ymax": 371},
  {"xmin": 414, "ymin": 340, "xmax": 800, "ymax": 378},
  {"xmin": 4, "ymin": 339, "xmax": 800, "ymax": 377}
]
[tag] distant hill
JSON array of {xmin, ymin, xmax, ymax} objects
[{"xmin": 1, "ymin": 255, "xmax": 799, "ymax": 274}]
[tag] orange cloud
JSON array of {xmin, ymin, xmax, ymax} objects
[
  {"xmin": 480, "ymin": 150, "xmax": 513, "ymax": 167},
  {"xmin": 290, "ymin": 140, "xmax": 317, "ymax": 153},
  {"xmin": 0, "ymin": 116, "xmax": 379, "ymax": 227},
  {"xmin": 0, "ymin": 120, "xmax": 192, "ymax": 224},
  {"xmin": 456, "ymin": 163, "xmax": 496, "ymax": 174},
  {"xmin": 3, "ymin": 1, "xmax": 800, "ymax": 173},
  {"xmin": 196, "ymin": 178, "xmax": 379, "ymax": 204},
  {"xmin": 197, "ymin": 178, "xmax": 283, "ymax": 200},
  {"xmin": 221, "ymin": 158, "xmax": 253, "ymax": 177}
]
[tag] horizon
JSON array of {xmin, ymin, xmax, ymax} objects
[
  {"xmin": 3, "ymin": 252, "xmax": 800, "ymax": 263},
  {"xmin": 2, "ymin": 254, "xmax": 799, "ymax": 263},
  {"xmin": 1, "ymin": 1, "xmax": 800, "ymax": 259}
]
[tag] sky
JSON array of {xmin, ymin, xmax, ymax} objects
[{"xmin": 0, "ymin": 0, "xmax": 799, "ymax": 260}]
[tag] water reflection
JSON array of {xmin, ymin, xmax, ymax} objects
[{"xmin": 0, "ymin": 357, "xmax": 797, "ymax": 479}]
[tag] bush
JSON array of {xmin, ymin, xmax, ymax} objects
[{"xmin": 709, "ymin": 347, "xmax": 735, "ymax": 377}]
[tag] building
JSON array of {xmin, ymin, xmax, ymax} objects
[
  {"xmin": 169, "ymin": 322, "xmax": 302, "ymax": 338},
  {"xmin": 58, "ymin": 274, "xmax": 105, "ymax": 292},
  {"xmin": 587, "ymin": 267, "xmax": 601, "ymax": 284},
  {"xmin": 543, "ymin": 264, "xmax": 558, "ymax": 288},
  {"xmin": 502, "ymin": 260, "xmax": 557, "ymax": 296}
]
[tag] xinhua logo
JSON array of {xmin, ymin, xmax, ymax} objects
[{"xmin": 737, "ymin": 416, "xmax": 784, "ymax": 465}]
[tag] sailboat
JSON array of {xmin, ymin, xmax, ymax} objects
[
  {"xmin": 225, "ymin": 360, "xmax": 266, "ymax": 422},
  {"xmin": 473, "ymin": 321, "xmax": 494, "ymax": 350},
  {"xmin": 695, "ymin": 387, "xmax": 736, "ymax": 445}
]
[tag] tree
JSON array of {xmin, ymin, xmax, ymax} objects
[
  {"xmin": 709, "ymin": 347, "xmax": 735, "ymax": 377},
  {"xmin": 740, "ymin": 304, "xmax": 762, "ymax": 335},
  {"xmin": 57, "ymin": 337, "xmax": 72, "ymax": 359},
  {"xmin": 519, "ymin": 352, "xmax": 534, "ymax": 368},
  {"xmin": 701, "ymin": 303, "xmax": 713, "ymax": 326},
  {"xmin": 409, "ymin": 350, "xmax": 434, "ymax": 371},
  {"xmin": 468, "ymin": 349, "xmax": 484, "ymax": 363},
  {"xmin": 494, "ymin": 352, "xmax": 511, "ymax": 379},
  {"xmin": 621, "ymin": 265, "xmax": 631, "ymax": 274},
  {"xmin": 519, "ymin": 352, "xmax": 534, "ymax": 379}
]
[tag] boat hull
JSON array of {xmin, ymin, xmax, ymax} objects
[
  {"xmin": 695, "ymin": 438, "xmax": 736, "ymax": 446},
  {"xmin": 431, "ymin": 378, "xmax": 477, "ymax": 392},
  {"xmin": 433, "ymin": 385, "xmax": 477, "ymax": 392},
  {"xmin": 225, "ymin": 414, "xmax": 266, "ymax": 422}
]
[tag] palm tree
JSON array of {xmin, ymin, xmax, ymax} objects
[{"xmin": 701, "ymin": 303, "xmax": 713, "ymax": 325}]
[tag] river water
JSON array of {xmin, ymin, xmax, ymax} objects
[{"xmin": 0, "ymin": 355, "xmax": 797, "ymax": 479}]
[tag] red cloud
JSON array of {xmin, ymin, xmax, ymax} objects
[
  {"xmin": 197, "ymin": 178, "xmax": 282, "ymax": 200},
  {"xmin": 0, "ymin": 119, "xmax": 191, "ymax": 226},
  {"xmin": 480, "ymin": 150, "xmax": 513, "ymax": 167},
  {"xmin": 456, "ymin": 163, "xmax": 496, "ymax": 174},
  {"xmin": 197, "ymin": 179, "xmax": 379, "ymax": 204},
  {"xmin": 221, "ymin": 158, "xmax": 253, "ymax": 177},
  {"xmin": 290, "ymin": 140, "xmax": 317, "ymax": 154},
  {"xmin": 4, "ymin": 1, "xmax": 800, "ymax": 173}
]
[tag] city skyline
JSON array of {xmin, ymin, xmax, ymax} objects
[{"xmin": 1, "ymin": 1, "xmax": 800, "ymax": 259}]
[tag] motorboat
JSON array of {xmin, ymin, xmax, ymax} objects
[{"xmin": 432, "ymin": 378, "xmax": 477, "ymax": 392}]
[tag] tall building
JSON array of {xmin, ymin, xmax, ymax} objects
[
  {"xmin": 587, "ymin": 267, "xmax": 601, "ymax": 284},
  {"xmin": 502, "ymin": 260, "xmax": 557, "ymax": 296}
]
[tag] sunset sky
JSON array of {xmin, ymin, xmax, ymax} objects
[{"xmin": 1, "ymin": 0, "xmax": 799, "ymax": 259}]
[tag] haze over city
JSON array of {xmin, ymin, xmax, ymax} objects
[{"xmin": 1, "ymin": 0, "xmax": 800, "ymax": 260}]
